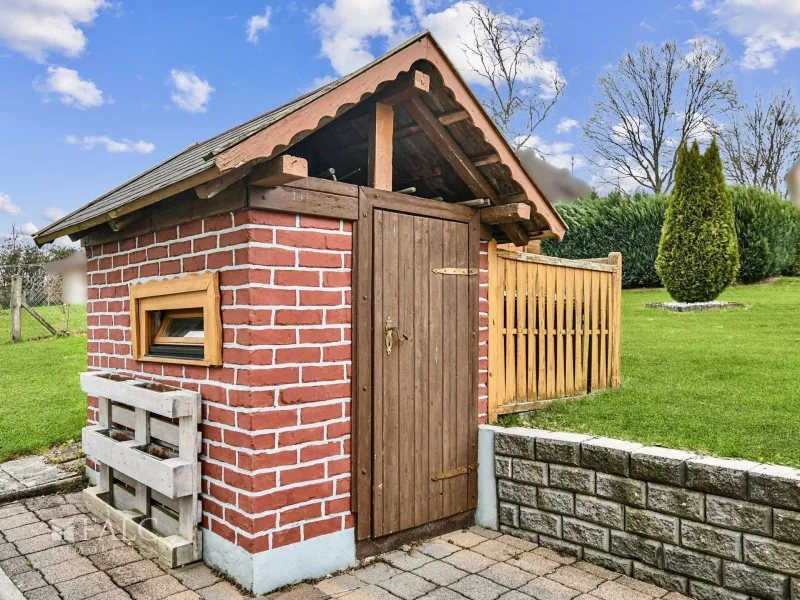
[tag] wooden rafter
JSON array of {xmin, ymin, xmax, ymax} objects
[
  {"xmin": 480, "ymin": 203, "xmax": 531, "ymax": 225},
  {"xmin": 368, "ymin": 103, "xmax": 394, "ymax": 190},
  {"xmin": 250, "ymin": 155, "xmax": 308, "ymax": 187}
]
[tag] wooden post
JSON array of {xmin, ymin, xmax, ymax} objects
[
  {"xmin": 10, "ymin": 275, "xmax": 22, "ymax": 343},
  {"xmin": 609, "ymin": 252, "xmax": 622, "ymax": 388},
  {"xmin": 487, "ymin": 240, "xmax": 500, "ymax": 423},
  {"xmin": 368, "ymin": 102, "xmax": 393, "ymax": 190}
]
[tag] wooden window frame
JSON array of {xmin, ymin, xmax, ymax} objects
[{"xmin": 130, "ymin": 272, "xmax": 222, "ymax": 366}]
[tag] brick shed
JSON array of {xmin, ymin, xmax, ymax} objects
[{"xmin": 34, "ymin": 32, "xmax": 566, "ymax": 594}]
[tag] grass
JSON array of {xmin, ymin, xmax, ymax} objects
[
  {"xmin": 0, "ymin": 304, "xmax": 87, "ymax": 462},
  {"xmin": 517, "ymin": 277, "xmax": 800, "ymax": 468}
]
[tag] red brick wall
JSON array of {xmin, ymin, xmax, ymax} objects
[{"xmin": 85, "ymin": 209, "xmax": 354, "ymax": 554}]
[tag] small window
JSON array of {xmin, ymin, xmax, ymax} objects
[{"xmin": 130, "ymin": 272, "xmax": 221, "ymax": 366}]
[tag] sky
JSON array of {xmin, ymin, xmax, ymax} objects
[{"xmin": 0, "ymin": 0, "xmax": 798, "ymax": 245}]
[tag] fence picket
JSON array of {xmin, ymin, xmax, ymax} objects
[
  {"xmin": 516, "ymin": 261, "xmax": 526, "ymax": 401},
  {"xmin": 526, "ymin": 263, "xmax": 536, "ymax": 401},
  {"xmin": 565, "ymin": 269, "xmax": 574, "ymax": 396},
  {"xmin": 504, "ymin": 260, "xmax": 516, "ymax": 397}
]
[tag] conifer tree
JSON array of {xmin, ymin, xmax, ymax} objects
[{"xmin": 656, "ymin": 140, "xmax": 740, "ymax": 302}]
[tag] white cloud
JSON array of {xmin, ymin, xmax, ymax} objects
[
  {"xmin": 246, "ymin": 6, "xmax": 272, "ymax": 44},
  {"xmin": 555, "ymin": 118, "xmax": 580, "ymax": 134},
  {"xmin": 0, "ymin": 0, "xmax": 106, "ymax": 62},
  {"xmin": 640, "ymin": 19, "xmax": 654, "ymax": 31},
  {"xmin": 696, "ymin": 0, "xmax": 800, "ymax": 70},
  {"xmin": 169, "ymin": 69, "xmax": 213, "ymax": 113},
  {"xmin": 55, "ymin": 235, "xmax": 80, "ymax": 248},
  {"xmin": 0, "ymin": 192, "xmax": 21, "ymax": 216},
  {"xmin": 35, "ymin": 66, "xmax": 103, "ymax": 109},
  {"xmin": 517, "ymin": 135, "xmax": 586, "ymax": 171},
  {"xmin": 19, "ymin": 222, "xmax": 38, "ymax": 236},
  {"xmin": 65, "ymin": 135, "xmax": 155, "ymax": 154},
  {"xmin": 43, "ymin": 207, "xmax": 66, "ymax": 221}
]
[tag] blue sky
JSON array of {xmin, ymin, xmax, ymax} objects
[{"xmin": 0, "ymin": 0, "xmax": 798, "ymax": 244}]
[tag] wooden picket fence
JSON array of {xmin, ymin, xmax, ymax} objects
[{"xmin": 487, "ymin": 241, "xmax": 622, "ymax": 422}]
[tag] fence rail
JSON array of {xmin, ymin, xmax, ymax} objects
[{"xmin": 487, "ymin": 242, "xmax": 622, "ymax": 422}]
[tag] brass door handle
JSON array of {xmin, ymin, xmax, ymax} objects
[{"xmin": 385, "ymin": 316, "xmax": 410, "ymax": 355}]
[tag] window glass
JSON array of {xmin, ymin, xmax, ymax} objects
[{"xmin": 162, "ymin": 316, "xmax": 204, "ymax": 340}]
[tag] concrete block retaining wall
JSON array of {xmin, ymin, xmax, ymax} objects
[{"xmin": 485, "ymin": 426, "xmax": 800, "ymax": 600}]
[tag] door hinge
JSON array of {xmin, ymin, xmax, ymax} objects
[
  {"xmin": 431, "ymin": 463, "xmax": 478, "ymax": 481},
  {"xmin": 432, "ymin": 268, "xmax": 478, "ymax": 276}
]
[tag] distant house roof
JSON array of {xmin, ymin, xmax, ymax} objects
[
  {"xmin": 516, "ymin": 149, "xmax": 592, "ymax": 205},
  {"xmin": 34, "ymin": 31, "xmax": 567, "ymax": 246}
]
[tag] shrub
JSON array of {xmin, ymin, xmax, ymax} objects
[
  {"xmin": 730, "ymin": 186, "xmax": 800, "ymax": 283},
  {"xmin": 541, "ymin": 192, "xmax": 668, "ymax": 288},
  {"xmin": 656, "ymin": 140, "xmax": 739, "ymax": 302}
]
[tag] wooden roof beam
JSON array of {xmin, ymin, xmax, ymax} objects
[
  {"xmin": 404, "ymin": 96, "xmax": 529, "ymax": 245},
  {"xmin": 376, "ymin": 70, "xmax": 430, "ymax": 106},
  {"xmin": 250, "ymin": 155, "xmax": 308, "ymax": 187},
  {"xmin": 480, "ymin": 203, "xmax": 531, "ymax": 225}
]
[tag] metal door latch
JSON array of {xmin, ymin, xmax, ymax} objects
[
  {"xmin": 385, "ymin": 315, "xmax": 410, "ymax": 355},
  {"xmin": 431, "ymin": 463, "xmax": 478, "ymax": 481}
]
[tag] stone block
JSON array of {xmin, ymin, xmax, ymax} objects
[
  {"xmin": 575, "ymin": 495, "xmax": 625, "ymax": 530},
  {"xmin": 535, "ymin": 431, "xmax": 594, "ymax": 466},
  {"xmin": 609, "ymin": 531, "xmax": 663, "ymax": 568},
  {"xmin": 688, "ymin": 581, "xmax": 748, "ymax": 600},
  {"xmin": 512, "ymin": 459, "xmax": 548, "ymax": 485},
  {"xmin": 706, "ymin": 495, "xmax": 772, "ymax": 536},
  {"xmin": 630, "ymin": 447, "xmax": 694, "ymax": 487},
  {"xmin": 520, "ymin": 507, "xmax": 562, "ymax": 538},
  {"xmin": 632, "ymin": 561, "xmax": 688, "ymax": 593},
  {"xmin": 499, "ymin": 524, "xmax": 539, "ymax": 544},
  {"xmin": 499, "ymin": 502, "xmax": 519, "ymax": 528},
  {"xmin": 723, "ymin": 561, "xmax": 790, "ymax": 600},
  {"xmin": 646, "ymin": 484, "xmax": 705, "ymax": 521},
  {"xmin": 550, "ymin": 466, "xmax": 596, "ymax": 494},
  {"xmin": 562, "ymin": 518, "xmax": 610, "ymax": 551},
  {"xmin": 625, "ymin": 508, "xmax": 679, "ymax": 543},
  {"xmin": 744, "ymin": 535, "xmax": 800, "ymax": 577},
  {"xmin": 663, "ymin": 545, "xmax": 722, "ymax": 584},
  {"xmin": 498, "ymin": 480, "xmax": 538, "ymax": 507},
  {"xmin": 496, "ymin": 430, "xmax": 536, "ymax": 459},
  {"xmin": 495, "ymin": 456, "xmax": 512, "ymax": 479},
  {"xmin": 583, "ymin": 549, "xmax": 633, "ymax": 576},
  {"xmin": 581, "ymin": 438, "xmax": 643, "ymax": 476},
  {"xmin": 538, "ymin": 488, "xmax": 575, "ymax": 516},
  {"xmin": 538, "ymin": 535, "xmax": 584, "ymax": 559},
  {"xmin": 680, "ymin": 521, "xmax": 742, "ymax": 560},
  {"xmin": 775, "ymin": 509, "xmax": 800, "ymax": 545},
  {"xmin": 686, "ymin": 457, "xmax": 756, "ymax": 500},
  {"xmin": 750, "ymin": 465, "xmax": 800, "ymax": 511},
  {"xmin": 596, "ymin": 474, "xmax": 646, "ymax": 508}
]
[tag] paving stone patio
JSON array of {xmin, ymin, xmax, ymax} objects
[
  {"xmin": 0, "ymin": 492, "xmax": 681, "ymax": 600},
  {"xmin": 0, "ymin": 453, "xmax": 83, "ymax": 504}
]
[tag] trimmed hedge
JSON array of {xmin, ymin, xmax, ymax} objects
[{"xmin": 542, "ymin": 186, "xmax": 800, "ymax": 289}]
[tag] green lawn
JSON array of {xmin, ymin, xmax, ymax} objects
[
  {"xmin": 518, "ymin": 277, "xmax": 800, "ymax": 468},
  {"xmin": 0, "ymin": 305, "xmax": 87, "ymax": 462}
]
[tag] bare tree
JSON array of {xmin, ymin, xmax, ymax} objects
[
  {"xmin": 583, "ymin": 39, "xmax": 737, "ymax": 194},
  {"xmin": 720, "ymin": 86, "xmax": 800, "ymax": 195},
  {"xmin": 460, "ymin": 2, "xmax": 564, "ymax": 150}
]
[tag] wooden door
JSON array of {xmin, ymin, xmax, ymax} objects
[{"xmin": 371, "ymin": 208, "xmax": 475, "ymax": 538}]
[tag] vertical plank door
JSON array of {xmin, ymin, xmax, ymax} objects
[{"xmin": 372, "ymin": 209, "xmax": 474, "ymax": 538}]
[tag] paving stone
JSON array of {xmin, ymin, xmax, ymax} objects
[
  {"xmin": 89, "ymin": 591, "xmax": 134, "ymax": 600},
  {"xmin": 615, "ymin": 576, "xmax": 668, "ymax": 598},
  {"xmin": 443, "ymin": 530, "xmax": 497, "ymax": 549},
  {"xmin": 0, "ymin": 511, "xmax": 39, "ymax": 531},
  {"xmin": 126, "ymin": 574, "xmax": 187, "ymax": 600},
  {"xmin": 479, "ymin": 562, "xmax": 535, "ymax": 588},
  {"xmin": 473, "ymin": 540, "xmax": 525, "ymax": 562},
  {"xmin": 36, "ymin": 504, "xmax": 81, "ymax": 522},
  {"xmin": 411, "ymin": 558, "xmax": 468, "ymax": 586},
  {"xmin": 499, "ymin": 527, "xmax": 538, "ymax": 547},
  {"xmin": 28, "ymin": 544, "xmax": 80, "ymax": 568},
  {"xmin": 507, "ymin": 553, "xmax": 559, "ymax": 576},
  {"xmin": 56, "ymin": 571, "xmax": 117, "ymax": 600},
  {"xmin": 443, "ymin": 550, "xmax": 496, "ymax": 574},
  {"xmin": 163, "ymin": 593, "xmax": 202, "ymax": 600},
  {"xmin": 340, "ymin": 584, "xmax": 400, "ymax": 600},
  {"xmin": 470, "ymin": 527, "xmax": 503, "ymax": 540},
  {"xmin": 42, "ymin": 556, "xmax": 97, "ymax": 584},
  {"xmin": 0, "ymin": 504, "xmax": 27, "ymax": 520},
  {"xmin": 0, "ymin": 541, "xmax": 19, "ymax": 560},
  {"xmin": 23, "ymin": 496, "xmax": 66, "ymax": 511},
  {"xmin": 107, "ymin": 560, "xmax": 165, "ymax": 588},
  {"xmin": 547, "ymin": 566, "xmax": 604, "ymax": 593},
  {"xmin": 170, "ymin": 564, "xmax": 221, "ymax": 590},
  {"xmin": 316, "ymin": 574, "xmax": 365, "ymax": 596},
  {"xmin": 384, "ymin": 550, "xmax": 436, "ymax": 571},
  {"xmin": 269, "ymin": 582, "xmax": 326, "ymax": 600},
  {"xmin": 573, "ymin": 561, "xmax": 621, "ymax": 581},
  {"xmin": 495, "ymin": 535, "xmax": 537, "ymax": 552},
  {"xmin": 74, "ymin": 534, "xmax": 125, "ymax": 556},
  {"xmin": 1, "ymin": 555, "xmax": 33, "ymax": 576},
  {"xmin": 420, "ymin": 588, "xmax": 470, "ymax": 600},
  {"xmin": 451, "ymin": 574, "xmax": 509, "ymax": 600},
  {"xmin": 417, "ymin": 539, "xmax": 462, "ymax": 560},
  {"xmin": 354, "ymin": 562, "xmax": 403, "ymax": 584},
  {"xmin": 497, "ymin": 592, "xmax": 535, "ymax": 600},
  {"xmin": 533, "ymin": 548, "xmax": 576, "ymax": 566},
  {"xmin": 23, "ymin": 585, "xmax": 62, "ymax": 600},
  {"xmin": 4, "ymin": 521, "xmax": 51, "ymax": 542},
  {"xmin": 15, "ymin": 532, "xmax": 65, "ymax": 554},
  {"xmin": 379, "ymin": 572, "xmax": 437, "ymax": 600},
  {"xmin": 90, "ymin": 546, "xmax": 145, "ymax": 570},
  {"xmin": 589, "ymin": 581, "xmax": 651, "ymax": 600},
  {"xmin": 521, "ymin": 577, "xmax": 580, "ymax": 600},
  {"xmin": 12, "ymin": 570, "xmax": 48, "ymax": 592},
  {"xmin": 195, "ymin": 581, "xmax": 244, "ymax": 600}
]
